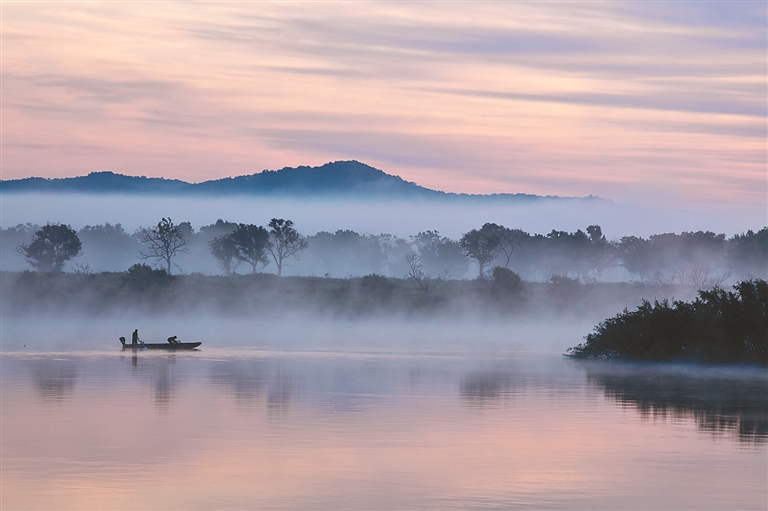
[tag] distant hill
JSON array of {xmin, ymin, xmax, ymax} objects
[{"xmin": 0, "ymin": 160, "xmax": 602, "ymax": 202}]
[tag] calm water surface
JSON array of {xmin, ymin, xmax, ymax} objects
[{"xmin": 2, "ymin": 349, "xmax": 766, "ymax": 510}]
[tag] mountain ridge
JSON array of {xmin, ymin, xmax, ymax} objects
[{"xmin": 0, "ymin": 160, "xmax": 606, "ymax": 202}]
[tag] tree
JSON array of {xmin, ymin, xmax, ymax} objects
[
  {"xmin": 483, "ymin": 223, "xmax": 527, "ymax": 268},
  {"xmin": 138, "ymin": 217, "xmax": 190, "ymax": 274},
  {"xmin": 405, "ymin": 253, "xmax": 448, "ymax": 298},
  {"xmin": 209, "ymin": 235, "xmax": 240, "ymax": 275},
  {"xmin": 585, "ymin": 224, "xmax": 615, "ymax": 278},
  {"xmin": 411, "ymin": 230, "xmax": 468, "ymax": 278},
  {"xmin": 617, "ymin": 235, "xmax": 655, "ymax": 280},
  {"xmin": 460, "ymin": 225, "xmax": 501, "ymax": 278},
  {"xmin": 266, "ymin": 218, "xmax": 308, "ymax": 277},
  {"xmin": 199, "ymin": 219, "xmax": 238, "ymax": 241},
  {"xmin": 586, "ymin": 225, "xmax": 605, "ymax": 244},
  {"xmin": 371, "ymin": 233, "xmax": 411, "ymax": 277},
  {"xmin": 15, "ymin": 223, "xmax": 82, "ymax": 272},
  {"xmin": 230, "ymin": 223, "xmax": 270, "ymax": 274}
]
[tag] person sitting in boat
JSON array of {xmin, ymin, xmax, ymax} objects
[
  {"xmin": 167, "ymin": 336, "xmax": 180, "ymax": 344},
  {"xmin": 132, "ymin": 329, "xmax": 140, "ymax": 345}
]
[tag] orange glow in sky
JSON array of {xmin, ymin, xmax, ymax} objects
[{"xmin": 2, "ymin": 2, "xmax": 766, "ymax": 207}]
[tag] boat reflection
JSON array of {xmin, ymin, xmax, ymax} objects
[{"xmin": 119, "ymin": 352, "xmax": 182, "ymax": 410}]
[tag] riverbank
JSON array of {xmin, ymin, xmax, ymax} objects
[{"xmin": 1, "ymin": 269, "xmax": 690, "ymax": 320}]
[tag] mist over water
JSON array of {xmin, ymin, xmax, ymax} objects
[{"xmin": 1, "ymin": 314, "xmax": 596, "ymax": 354}]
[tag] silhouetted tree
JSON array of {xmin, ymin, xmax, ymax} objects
[
  {"xmin": 617, "ymin": 235, "xmax": 655, "ymax": 280},
  {"xmin": 209, "ymin": 234, "xmax": 240, "ymax": 275},
  {"xmin": 138, "ymin": 217, "xmax": 190, "ymax": 274},
  {"xmin": 586, "ymin": 225, "xmax": 604, "ymax": 243},
  {"xmin": 460, "ymin": 224, "xmax": 501, "ymax": 278},
  {"xmin": 198, "ymin": 219, "xmax": 238, "ymax": 241},
  {"xmin": 540, "ymin": 229, "xmax": 596, "ymax": 276},
  {"xmin": 405, "ymin": 253, "xmax": 448, "ymax": 297},
  {"xmin": 482, "ymin": 224, "xmax": 526, "ymax": 269},
  {"xmin": 15, "ymin": 223, "xmax": 82, "ymax": 272},
  {"xmin": 267, "ymin": 218, "xmax": 308, "ymax": 277},
  {"xmin": 584, "ymin": 224, "xmax": 615, "ymax": 278},
  {"xmin": 229, "ymin": 223, "xmax": 270, "ymax": 274}
]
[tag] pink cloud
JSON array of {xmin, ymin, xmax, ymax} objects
[{"xmin": 2, "ymin": 2, "xmax": 765, "ymax": 207}]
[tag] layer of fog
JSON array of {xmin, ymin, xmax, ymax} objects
[
  {"xmin": 2, "ymin": 192, "xmax": 763, "ymax": 240},
  {"xmin": 2, "ymin": 192, "xmax": 762, "ymax": 357},
  {"xmin": 0, "ymin": 314, "xmax": 597, "ymax": 354}
]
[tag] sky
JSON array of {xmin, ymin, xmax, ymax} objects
[{"xmin": 2, "ymin": 1, "xmax": 766, "ymax": 209}]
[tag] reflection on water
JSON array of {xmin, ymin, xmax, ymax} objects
[
  {"xmin": 267, "ymin": 364, "xmax": 298, "ymax": 412},
  {"xmin": 460, "ymin": 371, "xmax": 525, "ymax": 405},
  {"xmin": 210, "ymin": 359, "xmax": 268, "ymax": 404},
  {"xmin": 122, "ymin": 353, "xmax": 183, "ymax": 410},
  {"xmin": 2, "ymin": 350, "xmax": 766, "ymax": 510},
  {"xmin": 28, "ymin": 358, "xmax": 79, "ymax": 400},
  {"xmin": 585, "ymin": 364, "xmax": 768, "ymax": 443}
]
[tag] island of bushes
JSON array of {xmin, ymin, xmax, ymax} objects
[{"xmin": 567, "ymin": 279, "xmax": 767, "ymax": 365}]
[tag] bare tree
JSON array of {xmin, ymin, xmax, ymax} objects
[
  {"xmin": 405, "ymin": 253, "xmax": 448, "ymax": 297},
  {"xmin": 138, "ymin": 217, "xmax": 190, "ymax": 274},
  {"xmin": 484, "ymin": 223, "xmax": 526, "ymax": 268},
  {"xmin": 266, "ymin": 218, "xmax": 308, "ymax": 277}
]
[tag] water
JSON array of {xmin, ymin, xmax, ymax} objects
[{"xmin": 2, "ymin": 349, "xmax": 766, "ymax": 510}]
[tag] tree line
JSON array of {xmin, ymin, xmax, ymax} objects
[{"xmin": 4, "ymin": 219, "xmax": 766, "ymax": 284}]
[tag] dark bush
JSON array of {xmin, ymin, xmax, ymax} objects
[
  {"xmin": 123, "ymin": 263, "xmax": 172, "ymax": 291},
  {"xmin": 359, "ymin": 274, "xmax": 395, "ymax": 303},
  {"xmin": 490, "ymin": 266, "xmax": 524, "ymax": 303},
  {"xmin": 567, "ymin": 279, "xmax": 768, "ymax": 364}
]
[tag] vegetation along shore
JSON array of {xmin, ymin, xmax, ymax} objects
[{"xmin": 567, "ymin": 279, "xmax": 767, "ymax": 365}]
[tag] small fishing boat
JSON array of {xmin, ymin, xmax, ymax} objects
[{"xmin": 119, "ymin": 337, "xmax": 201, "ymax": 350}]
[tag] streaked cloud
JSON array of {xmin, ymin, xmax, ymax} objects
[{"xmin": 2, "ymin": 1, "xmax": 765, "ymax": 208}]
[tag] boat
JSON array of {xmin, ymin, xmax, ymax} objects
[{"xmin": 119, "ymin": 337, "xmax": 201, "ymax": 350}]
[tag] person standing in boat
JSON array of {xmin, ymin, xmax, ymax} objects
[{"xmin": 132, "ymin": 329, "xmax": 140, "ymax": 346}]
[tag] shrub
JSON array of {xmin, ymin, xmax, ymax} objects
[{"xmin": 567, "ymin": 279, "xmax": 767, "ymax": 364}]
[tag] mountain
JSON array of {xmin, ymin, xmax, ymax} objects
[
  {"xmin": 0, "ymin": 160, "xmax": 598, "ymax": 201},
  {"xmin": 196, "ymin": 161, "xmax": 441, "ymax": 197}
]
